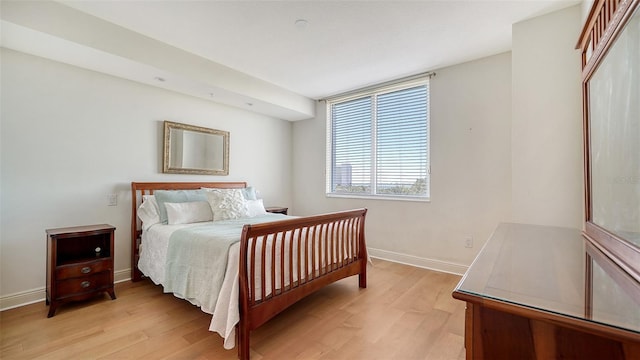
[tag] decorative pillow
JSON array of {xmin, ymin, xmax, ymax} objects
[
  {"xmin": 165, "ymin": 201, "xmax": 213, "ymax": 225},
  {"xmin": 204, "ymin": 188, "xmax": 249, "ymax": 221},
  {"xmin": 246, "ymin": 199, "xmax": 267, "ymax": 217},
  {"xmin": 138, "ymin": 195, "xmax": 160, "ymax": 229},
  {"xmin": 242, "ymin": 186, "xmax": 258, "ymax": 200},
  {"xmin": 154, "ymin": 190, "xmax": 207, "ymax": 224},
  {"xmin": 201, "ymin": 186, "xmax": 258, "ymax": 201}
]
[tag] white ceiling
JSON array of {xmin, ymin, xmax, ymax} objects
[
  {"xmin": 59, "ymin": 0, "xmax": 579, "ymax": 100},
  {"xmin": 1, "ymin": 1, "xmax": 580, "ymax": 120}
]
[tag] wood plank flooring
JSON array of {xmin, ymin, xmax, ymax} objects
[{"xmin": 0, "ymin": 259, "xmax": 465, "ymax": 360}]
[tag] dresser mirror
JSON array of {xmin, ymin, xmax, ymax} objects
[
  {"xmin": 163, "ymin": 121, "xmax": 229, "ymax": 175},
  {"xmin": 580, "ymin": 0, "xmax": 640, "ymax": 282},
  {"xmin": 585, "ymin": 240, "xmax": 640, "ymax": 331}
]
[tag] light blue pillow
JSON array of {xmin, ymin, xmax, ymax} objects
[
  {"xmin": 154, "ymin": 189, "xmax": 207, "ymax": 224},
  {"xmin": 242, "ymin": 186, "xmax": 258, "ymax": 200}
]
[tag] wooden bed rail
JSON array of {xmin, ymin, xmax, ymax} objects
[{"xmin": 237, "ymin": 208, "xmax": 368, "ymax": 360}]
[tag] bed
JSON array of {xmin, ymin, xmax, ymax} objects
[{"xmin": 130, "ymin": 182, "xmax": 368, "ymax": 359}]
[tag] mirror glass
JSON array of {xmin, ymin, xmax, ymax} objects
[
  {"xmin": 163, "ymin": 121, "xmax": 229, "ymax": 175},
  {"xmin": 590, "ymin": 257, "xmax": 640, "ymax": 330},
  {"xmin": 588, "ymin": 8, "xmax": 640, "ymax": 247}
]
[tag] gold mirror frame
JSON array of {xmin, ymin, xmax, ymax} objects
[
  {"xmin": 578, "ymin": 0, "xmax": 640, "ymax": 282},
  {"xmin": 162, "ymin": 121, "xmax": 229, "ymax": 175}
]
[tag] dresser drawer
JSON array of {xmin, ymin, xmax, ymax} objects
[
  {"xmin": 55, "ymin": 272, "xmax": 111, "ymax": 298},
  {"xmin": 56, "ymin": 259, "xmax": 112, "ymax": 280}
]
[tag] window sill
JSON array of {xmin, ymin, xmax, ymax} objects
[{"xmin": 326, "ymin": 193, "xmax": 431, "ymax": 203}]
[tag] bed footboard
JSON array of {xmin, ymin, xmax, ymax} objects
[{"xmin": 237, "ymin": 208, "xmax": 368, "ymax": 360}]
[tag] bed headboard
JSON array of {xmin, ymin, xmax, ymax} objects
[{"xmin": 130, "ymin": 181, "xmax": 247, "ymax": 281}]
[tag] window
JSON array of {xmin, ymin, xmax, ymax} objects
[{"xmin": 326, "ymin": 79, "xmax": 430, "ymax": 200}]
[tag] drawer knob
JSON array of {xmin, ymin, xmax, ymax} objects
[
  {"xmin": 81, "ymin": 281, "xmax": 91, "ymax": 288},
  {"xmin": 81, "ymin": 266, "xmax": 91, "ymax": 274}
]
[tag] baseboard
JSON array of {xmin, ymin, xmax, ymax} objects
[
  {"xmin": 0, "ymin": 288, "xmax": 44, "ymax": 312},
  {"xmin": 114, "ymin": 268, "xmax": 131, "ymax": 284},
  {"xmin": 2, "ymin": 255, "xmax": 466, "ymax": 311},
  {"xmin": 368, "ymin": 247, "xmax": 468, "ymax": 276},
  {"xmin": 0, "ymin": 268, "xmax": 132, "ymax": 312}
]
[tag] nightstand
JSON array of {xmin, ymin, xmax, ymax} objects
[
  {"xmin": 265, "ymin": 206, "xmax": 288, "ymax": 215},
  {"xmin": 46, "ymin": 224, "xmax": 116, "ymax": 317}
]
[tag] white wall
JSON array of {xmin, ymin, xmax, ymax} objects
[
  {"xmin": 0, "ymin": 49, "xmax": 292, "ymax": 306},
  {"xmin": 292, "ymin": 53, "xmax": 513, "ymax": 273},
  {"xmin": 1, "ymin": 4, "xmax": 588, "ymax": 309},
  {"xmin": 581, "ymin": 0, "xmax": 595, "ymax": 25},
  {"xmin": 292, "ymin": 5, "xmax": 586, "ymax": 272},
  {"xmin": 511, "ymin": 5, "xmax": 584, "ymax": 229}
]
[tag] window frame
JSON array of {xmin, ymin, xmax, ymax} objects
[{"xmin": 325, "ymin": 78, "xmax": 431, "ymax": 202}]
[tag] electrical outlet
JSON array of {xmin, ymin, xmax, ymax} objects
[
  {"xmin": 464, "ymin": 236, "xmax": 473, "ymax": 248},
  {"xmin": 107, "ymin": 193, "xmax": 117, "ymax": 206}
]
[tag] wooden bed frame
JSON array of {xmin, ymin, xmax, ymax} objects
[{"xmin": 130, "ymin": 182, "xmax": 368, "ymax": 359}]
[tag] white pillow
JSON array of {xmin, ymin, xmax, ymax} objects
[
  {"xmin": 165, "ymin": 201, "xmax": 213, "ymax": 225},
  {"xmin": 138, "ymin": 195, "xmax": 160, "ymax": 230},
  {"xmin": 204, "ymin": 188, "xmax": 249, "ymax": 221},
  {"xmin": 246, "ymin": 199, "xmax": 267, "ymax": 217}
]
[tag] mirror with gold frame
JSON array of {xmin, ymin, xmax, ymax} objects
[{"xmin": 163, "ymin": 121, "xmax": 229, "ymax": 175}]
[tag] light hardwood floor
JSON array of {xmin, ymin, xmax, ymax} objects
[{"xmin": 1, "ymin": 259, "xmax": 465, "ymax": 360}]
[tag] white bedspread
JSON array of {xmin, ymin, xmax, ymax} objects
[{"xmin": 138, "ymin": 214, "xmax": 288, "ymax": 349}]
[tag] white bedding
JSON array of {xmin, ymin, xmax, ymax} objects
[
  {"xmin": 138, "ymin": 213, "xmax": 361, "ymax": 350},
  {"xmin": 138, "ymin": 215, "xmax": 287, "ymax": 349}
]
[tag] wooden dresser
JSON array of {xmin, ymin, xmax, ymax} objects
[
  {"xmin": 454, "ymin": 0, "xmax": 640, "ymax": 357},
  {"xmin": 46, "ymin": 224, "xmax": 116, "ymax": 317},
  {"xmin": 453, "ymin": 223, "xmax": 640, "ymax": 359}
]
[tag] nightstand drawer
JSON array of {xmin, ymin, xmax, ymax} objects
[
  {"xmin": 56, "ymin": 259, "xmax": 112, "ymax": 280},
  {"xmin": 56, "ymin": 272, "xmax": 111, "ymax": 298}
]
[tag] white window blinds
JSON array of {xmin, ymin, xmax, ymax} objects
[
  {"xmin": 331, "ymin": 97, "xmax": 372, "ymax": 194},
  {"xmin": 327, "ymin": 80, "xmax": 430, "ymax": 199}
]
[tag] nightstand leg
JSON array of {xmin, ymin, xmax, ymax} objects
[
  {"xmin": 107, "ymin": 288, "xmax": 117, "ymax": 300},
  {"xmin": 47, "ymin": 304, "xmax": 57, "ymax": 318}
]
